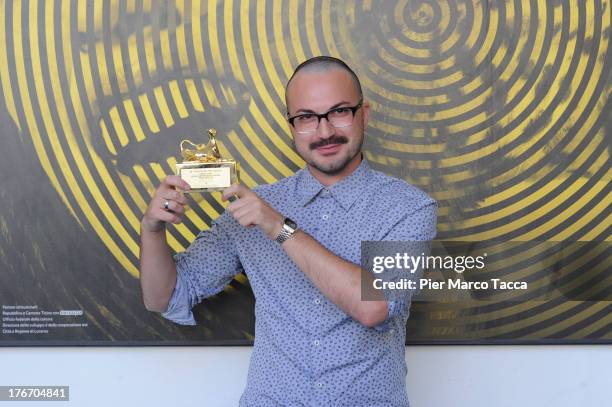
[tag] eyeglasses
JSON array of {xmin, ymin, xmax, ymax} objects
[{"xmin": 287, "ymin": 99, "xmax": 363, "ymax": 134}]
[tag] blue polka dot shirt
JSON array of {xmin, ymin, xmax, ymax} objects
[{"xmin": 162, "ymin": 158, "xmax": 437, "ymax": 406}]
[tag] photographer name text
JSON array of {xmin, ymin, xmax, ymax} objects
[{"xmin": 373, "ymin": 278, "xmax": 528, "ymax": 291}]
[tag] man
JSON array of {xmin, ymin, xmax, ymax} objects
[{"xmin": 140, "ymin": 56, "xmax": 437, "ymax": 406}]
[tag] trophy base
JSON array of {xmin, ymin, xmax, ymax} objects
[{"xmin": 176, "ymin": 160, "xmax": 239, "ymax": 193}]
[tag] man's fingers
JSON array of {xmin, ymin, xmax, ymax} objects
[
  {"xmin": 162, "ymin": 175, "xmax": 191, "ymax": 191},
  {"xmin": 226, "ymin": 196, "xmax": 251, "ymax": 214},
  {"xmin": 222, "ymin": 184, "xmax": 239, "ymax": 201},
  {"xmin": 232, "ymin": 206, "xmax": 252, "ymax": 221},
  {"xmin": 156, "ymin": 208, "xmax": 183, "ymax": 224},
  {"xmin": 233, "ymin": 209, "xmax": 256, "ymax": 227},
  {"xmin": 161, "ymin": 199, "xmax": 185, "ymax": 215},
  {"xmin": 142, "ymin": 176, "xmax": 190, "ymax": 232},
  {"xmin": 222, "ymin": 183, "xmax": 249, "ymax": 201},
  {"xmin": 162, "ymin": 189, "xmax": 188, "ymax": 205}
]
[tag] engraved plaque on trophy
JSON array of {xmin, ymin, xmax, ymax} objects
[{"xmin": 176, "ymin": 129, "xmax": 239, "ymax": 193}]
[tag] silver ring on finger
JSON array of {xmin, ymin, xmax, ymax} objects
[{"xmin": 163, "ymin": 200, "xmax": 170, "ymax": 211}]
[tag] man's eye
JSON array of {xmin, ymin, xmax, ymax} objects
[
  {"xmin": 330, "ymin": 107, "xmax": 351, "ymax": 115},
  {"xmin": 296, "ymin": 114, "xmax": 316, "ymax": 122}
]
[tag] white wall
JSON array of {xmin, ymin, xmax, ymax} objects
[{"xmin": 0, "ymin": 346, "xmax": 610, "ymax": 407}]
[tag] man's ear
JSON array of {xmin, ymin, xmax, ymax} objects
[{"xmin": 362, "ymin": 98, "xmax": 371, "ymax": 128}]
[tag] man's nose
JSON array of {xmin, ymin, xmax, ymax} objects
[{"xmin": 316, "ymin": 117, "xmax": 335, "ymax": 138}]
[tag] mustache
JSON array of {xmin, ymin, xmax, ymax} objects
[{"xmin": 309, "ymin": 136, "xmax": 348, "ymax": 150}]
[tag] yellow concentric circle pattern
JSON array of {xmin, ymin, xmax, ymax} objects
[{"xmin": 0, "ymin": 0, "xmax": 609, "ymax": 342}]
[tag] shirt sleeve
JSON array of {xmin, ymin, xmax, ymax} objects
[
  {"xmin": 372, "ymin": 198, "xmax": 438, "ymax": 332},
  {"xmin": 161, "ymin": 211, "xmax": 242, "ymax": 325}
]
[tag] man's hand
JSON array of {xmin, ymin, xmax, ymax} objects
[
  {"xmin": 222, "ymin": 184, "xmax": 284, "ymax": 240},
  {"xmin": 142, "ymin": 175, "xmax": 191, "ymax": 234}
]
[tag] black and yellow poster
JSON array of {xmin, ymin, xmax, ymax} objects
[{"xmin": 0, "ymin": 0, "xmax": 610, "ymax": 345}]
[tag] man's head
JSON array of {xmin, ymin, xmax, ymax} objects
[{"xmin": 285, "ymin": 56, "xmax": 370, "ymax": 178}]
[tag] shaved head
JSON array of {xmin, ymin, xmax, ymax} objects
[{"xmin": 285, "ymin": 56, "xmax": 362, "ymax": 112}]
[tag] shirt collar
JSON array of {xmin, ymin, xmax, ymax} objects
[{"xmin": 296, "ymin": 158, "xmax": 371, "ymax": 211}]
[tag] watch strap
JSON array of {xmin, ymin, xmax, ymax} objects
[{"xmin": 275, "ymin": 218, "xmax": 297, "ymax": 244}]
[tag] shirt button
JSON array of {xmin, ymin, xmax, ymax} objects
[
  {"xmin": 315, "ymin": 382, "xmax": 323, "ymax": 388},
  {"xmin": 314, "ymin": 298, "xmax": 321, "ymax": 305},
  {"xmin": 322, "ymin": 214, "xmax": 329, "ymax": 220},
  {"xmin": 313, "ymin": 339, "xmax": 320, "ymax": 346}
]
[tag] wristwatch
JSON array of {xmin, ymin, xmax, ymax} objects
[{"xmin": 275, "ymin": 217, "xmax": 298, "ymax": 244}]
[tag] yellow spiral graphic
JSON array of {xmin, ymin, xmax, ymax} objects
[{"xmin": 0, "ymin": 0, "xmax": 609, "ymax": 342}]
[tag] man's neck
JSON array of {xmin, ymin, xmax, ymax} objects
[{"xmin": 308, "ymin": 153, "xmax": 363, "ymax": 187}]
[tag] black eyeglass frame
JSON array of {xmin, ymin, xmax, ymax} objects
[{"xmin": 287, "ymin": 99, "xmax": 364, "ymax": 133}]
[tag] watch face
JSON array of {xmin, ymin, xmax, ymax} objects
[{"xmin": 285, "ymin": 218, "xmax": 297, "ymax": 230}]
